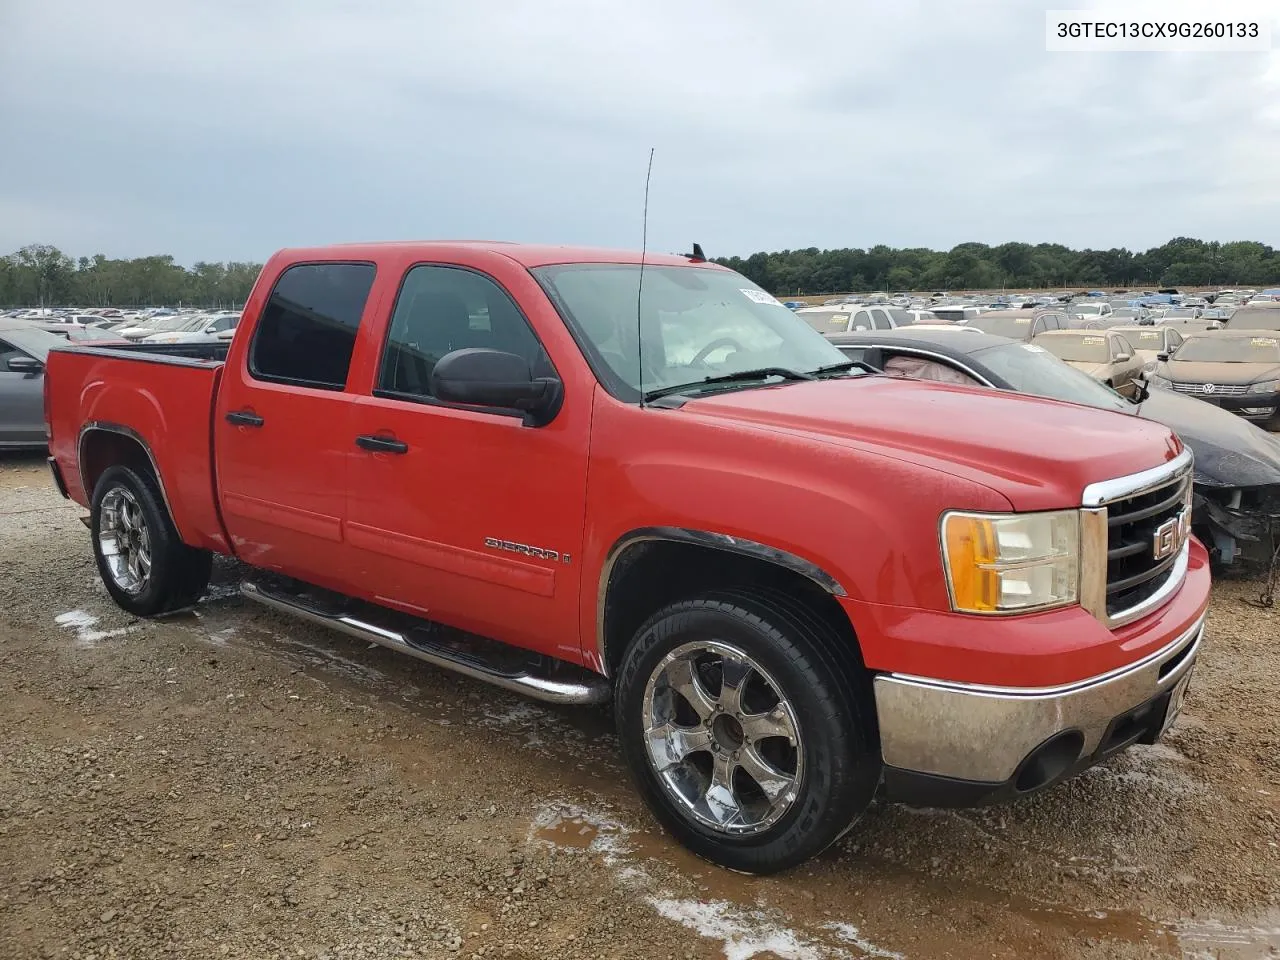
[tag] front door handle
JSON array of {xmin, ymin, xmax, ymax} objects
[
  {"xmin": 226, "ymin": 410, "xmax": 264, "ymax": 427},
  {"xmin": 356, "ymin": 434, "xmax": 408, "ymax": 454}
]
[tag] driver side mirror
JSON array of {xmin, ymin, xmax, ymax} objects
[
  {"xmin": 6, "ymin": 355, "xmax": 43, "ymax": 374},
  {"xmin": 431, "ymin": 348, "xmax": 562, "ymax": 427},
  {"xmin": 1114, "ymin": 352, "xmax": 1131, "ymax": 362}
]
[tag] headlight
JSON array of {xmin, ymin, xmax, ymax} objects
[
  {"xmin": 1148, "ymin": 374, "xmax": 1172, "ymax": 389},
  {"xmin": 1248, "ymin": 379, "xmax": 1280, "ymax": 395},
  {"xmin": 941, "ymin": 510, "xmax": 1080, "ymax": 614}
]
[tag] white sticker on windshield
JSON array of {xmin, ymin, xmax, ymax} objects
[
  {"xmin": 1251, "ymin": 337, "xmax": 1277, "ymax": 347},
  {"xmin": 741, "ymin": 288, "xmax": 782, "ymax": 306},
  {"xmin": 1015, "ymin": 317, "xmax": 1032, "ymax": 324},
  {"xmin": 829, "ymin": 314, "xmax": 848, "ymax": 325},
  {"xmin": 1082, "ymin": 336, "xmax": 1105, "ymax": 345}
]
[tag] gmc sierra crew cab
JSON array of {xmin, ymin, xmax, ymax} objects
[{"xmin": 44, "ymin": 242, "xmax": 1210, "ymax": 874}]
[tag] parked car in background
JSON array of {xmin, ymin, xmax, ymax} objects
[
  {"xmin": 828, "ymin": 327, "xmax": 1280, "ymax": 567},
  {"xmin": 1157, "ymin": 316, "xmax": 1224, "ymax": 334},
  {"xmin": 26, "ymin": 321, "xmax": 131, "ymax": 345},
  {"xmin": 1147, "ymin": 331, "xmax": 1280, "ymax": 430},
  {"xmin": 1154, "ymin": 308, "xmax": 1203, "ymax": 321},
  {"xmin": 1109, "ymin": 325, "xmax": 1185, "ymax": 373},
  {"xmin": 964, "ymin": 310, "xmax": 1067, "ymax": 340},
  {"xmin": 1222, "ymin": 305, "xmax": 1280, "ymax": 332},
  {"xmin": 1108, "ymin": 307, "xmax": 1153, "ymax": 324},
  {"xmin": 929, "ymin": 305, "xmax": 986, "ymax": 323},
  {"xmin": 1, "ymin": 320, "xmax": 63, "ymax": 448},
  {"xmin": 1030, "ymin": 330, "xmax": 1144, "ymax": 398},
  {"xmin": 1067, "ymin": 302, "xmax": 1113, "ymax": 322},
  {"xmin": 796, "ymin": 304, "xmax": 907, "ymax": 333},
  {"xmin": 144, "ymin": 312, "xmax": 240, "ymax": 344}
]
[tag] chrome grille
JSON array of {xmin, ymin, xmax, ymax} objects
[
  {"xmin": 1104, "ymin": 472, "xmax": 1190, "ymax": 618},
  {"xmin": 1171, "ymin": 381, "xmax": 1249, "ymax": 397}
]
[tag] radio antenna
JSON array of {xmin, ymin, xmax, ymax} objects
[{"xmin": 637, "ymin": 147, "xmax": 654, "ymax": 408}]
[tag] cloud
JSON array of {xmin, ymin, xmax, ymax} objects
[{"xmin": 0, "ymin": 0, "xmax": 1277, "ymax": 263}]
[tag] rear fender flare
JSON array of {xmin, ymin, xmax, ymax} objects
[{"xmin": 77, "ymin": 421, "xmax": 177, "ymax": 527}]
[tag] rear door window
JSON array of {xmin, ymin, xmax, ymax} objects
[
  {"xmin": 870, "ymin": 308, "xmax": 894, "ymax": 330},
  {"xmin": 249, "ymin": 262, "xmax": 377, "ymax": 389}
]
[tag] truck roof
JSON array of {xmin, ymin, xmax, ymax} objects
[{"xmin": 273, "ymin": 241, "xmax": 724, "ymax": 270}]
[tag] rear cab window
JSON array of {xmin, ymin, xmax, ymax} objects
[{"xmin": 249, "ymin": 262, "xmax": 377, "ymax": 390}]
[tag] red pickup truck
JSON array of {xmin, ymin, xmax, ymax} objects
[{"xmin": 45, "ymin": 242, "xmax": 1210, "ymax": 873}]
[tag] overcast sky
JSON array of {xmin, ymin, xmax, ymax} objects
[{"xmin": 2, "ymin": 0, "xmax": 1278, "ymax": 263}]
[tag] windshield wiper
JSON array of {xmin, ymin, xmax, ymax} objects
[
  {"xmin": 810, "ymin": 360, "xmax": 875, "ymax": 377},
  {"xmin": 642, "ymin": 367, "xmax": 815, "ymax": 403}
]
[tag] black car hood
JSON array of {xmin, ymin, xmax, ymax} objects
[{"xmin": 1135, "ymin": 387, "xmax": 1280, "ymax": 487}]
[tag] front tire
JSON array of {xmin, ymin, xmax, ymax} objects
[
  {"xmin": 90, "ymin": 464, "xmax": 212, "ymax": 617},
  {"xmin": 615, "ymin": 591, "xmax": 879, "ymax": 874}
]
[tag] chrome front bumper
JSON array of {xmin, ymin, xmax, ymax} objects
[{"xmin": 874, "ymin": 614, "xmax": 1204, "ymax": 786}]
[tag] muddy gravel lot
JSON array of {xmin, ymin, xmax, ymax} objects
[{"xmin": 1, "ymin": 452, "xmax": 1278, "ymax": 960}]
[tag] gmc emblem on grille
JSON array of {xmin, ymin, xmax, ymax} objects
[{"xmin": 1152, "ymin": 509, "xmax": 1189, "ymax": 561}]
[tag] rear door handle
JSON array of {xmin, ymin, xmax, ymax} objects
[
  {"xmin": 225, "ymin": 410, "xmax": 264, "ymax": 427},
  {"xmin": 356, "ymin": 434, "xmax": 408, "ymax": 454}
]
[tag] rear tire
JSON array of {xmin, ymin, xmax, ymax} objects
[
  {"xmin": 614, "ymin": 591, "xmax": 879, "ymax": 874},
  {"xmin": 90, "ymin": 464, "xmax": 212, "ymax": 616}
]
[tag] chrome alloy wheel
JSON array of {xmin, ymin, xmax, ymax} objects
[
  {"xmin": 98, "ymin": 487, "xmax": 152, "ymax": 595},
  {"xmin": 642, "ymin": 640, "xmax": 803, "ymax": 835}
]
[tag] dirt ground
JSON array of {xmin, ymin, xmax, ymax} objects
[{"xmin": 1, "ymin": 452, "xmax": 1277, "ymax": 960}]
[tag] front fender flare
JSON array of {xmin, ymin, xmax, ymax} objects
[{"xmin": 594, "ymin": 526, "xmax": 848, "ymax": 675}]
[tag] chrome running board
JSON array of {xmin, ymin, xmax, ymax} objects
[{"xmin": 240, "ymin": 580, "xmax": 610, "ymax": 706}]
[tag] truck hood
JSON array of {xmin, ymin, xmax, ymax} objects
[
  {"xmin": 1135, "ymin": 387, "xmax": 1280, "ymax": 488},
  {"xmin": 680, "ymin": 376, "xmax": 1179, "ymax": 511}
]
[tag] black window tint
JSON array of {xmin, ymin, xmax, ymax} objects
[
  {"xmin": 871, "ymin": 309, "xmax": 893, "ymax": 330},
  {"xmin": 249, "ymin": 262, "xmax": 376, "ymax": 389},
  {"xmin": 378, "ymin": 265, "xmax": 552, "ymax": 400}
]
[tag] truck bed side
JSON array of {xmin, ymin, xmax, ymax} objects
[{"xmin": 47, "ymin": 346, "xmax": 231, "ymax": 554}]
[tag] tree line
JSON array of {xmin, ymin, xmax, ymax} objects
[
  {"xmin": 714, "ymin": 237, "xmax": 1280, "ymax": 295},
  {"xmin": 0, "ymin": 245, "xmax": 262, "ymax": 308},
  {"xmin": 4, "ymin": 237, "xmax": 1280, "ymax": 307}
]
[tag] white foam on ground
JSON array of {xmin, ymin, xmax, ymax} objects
[
  {"xmin": 54, "ymin": 610, "xmax": 131, "ymax": 647},
  {"xmin": 651, "ymin": 898, "xmax": 826, "ymax": 960},
  {"xmin": 530, "ymin": 801, "xmax": 903, "ymax": 960},
  {"xmin": 824, "ymin": 922, "xmax": 906, "ymax": 959},
  {"xmin": 1175, "ymin": 915, "xmax": 1280, "ymax": 954}
]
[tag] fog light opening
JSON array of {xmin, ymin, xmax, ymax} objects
[{"xmin": 1014, "ymin": 730, "xmax": 1085, "ymax": 793}]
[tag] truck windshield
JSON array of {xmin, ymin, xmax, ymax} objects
[{"xmin": 533, "ymin": 264, "xmax": 853, "ymax": 401}]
